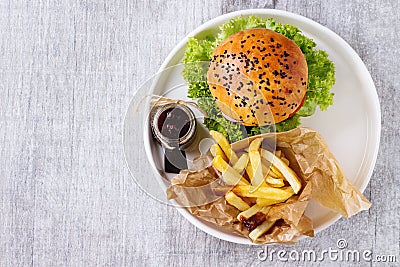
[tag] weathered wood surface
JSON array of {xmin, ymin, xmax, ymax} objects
[{"xmin": 0, "ymin": 0, "xmax": 398, "ymax": 266}]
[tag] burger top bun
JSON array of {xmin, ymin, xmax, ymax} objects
[{"xmin": 207, "ymin": 28, "xmax": 308, "ymax": 126}]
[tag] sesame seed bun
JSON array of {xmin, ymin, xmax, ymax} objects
[{"xmin": 207, "ymin": 28, "xmax": 308, "ymax": 126}]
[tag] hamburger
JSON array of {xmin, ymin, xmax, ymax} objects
[
  {"xmin": 182, "ymin": 16, "xmax": 335, "ymax": 142},
  {"xmin": 207, "ymin": 28, "xmax": 308, "ymax": 126}
]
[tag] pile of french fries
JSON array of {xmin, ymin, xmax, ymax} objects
[{"xmin": 209, "ymin": 130, "xmax": 302, "ymax": 241}]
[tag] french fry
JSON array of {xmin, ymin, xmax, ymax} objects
[
  {"xmin": 240, "ymin": 178, "xmax": 250, "ymax": 185},
  {"xmin": 261, "ymin": 149, "xmax": 302, "ymax": 194},
  {"xmin": 260, "ymin": 159, "xmax": 280, "ymax": 179},
  {"xmin": 270, "ymin": 164, "xmax": 285, "ymax": 178},
  {"xmin": 232, "ymin": 185, "xmax": 295, "ymax": 199},
  {"xmin": 280, "ymin": 156, "xmax": 290, "ymax": 166},
  {"xmin": 265, "ymin": 176, "xmax": 285, "ymax": 187},
  {"xmin": 256, "ymin": 197, "xmax": 290, "ymax": 207},
  {"xmin": 212, "ymin": 155, "xmax": 248, "ymax": 185},
  {"xmin": 249, "ymin": 151, "xmax": 264, "ymax": 191},
  {"xmin": 237, "ymin": 205, "xmax": 271, "ymax": 222},
  {"xmin": 249, "ymin": 138, "xmax": 263, "ymax": 153},
  {"xmin": 248, "ymin": 138, "xmax": 264, "ymax": 192},
  {"xmin": 210, "ymin": 144, "xmax": 227, "ymax": 162},
  {"xmin": 271, "ymin": 169, "xmax": 281, "ymax": 179},
  {"xmin": 225, "ymin": 191, "xmax": 250, "ymax": 211},
  {"xmin": 271, "ymin": 165, "xmax": 284, "ymax": 178},
  {"xmin": 275, "ymin": 150, "xmax": 282, "ymax": 158},
  {"xmin": 237, "ymin": 204, "xmax": 262, "ymax": 220},
  {"xmin": 249, "ymin": 220, "xmax": 275, "ymax": 241},
  {"xmin": 263, "ymin": 167, "xmax": 277, "ymax": 179},
  {"xmin": 246, "ymin": 160, "xmax": 254, "ymax": 179},
  {"xmin": 260, "ymin": 206, "xmax": 271, "ymax": 214},
  {"xmin": 210, "ymin": 130, "xmax": 238, "ymax": 165},
  {"xmin": 233, "ymin": 153, "xmax": 249, "ymax": 173}
]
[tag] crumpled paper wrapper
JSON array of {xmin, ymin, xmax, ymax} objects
[{"xmin": 167, "ymin": 127, "xmax": 371, "ymax": 244}]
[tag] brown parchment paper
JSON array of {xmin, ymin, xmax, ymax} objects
[{"xmin": 167, "ymin": 127, "xmax": 371, "ymax": 244}]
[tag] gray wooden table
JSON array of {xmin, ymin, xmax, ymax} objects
[{"xmin": 0, "ymin": 0, "xmax": 399, "ymax": 266}]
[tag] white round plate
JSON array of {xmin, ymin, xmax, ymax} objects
[{"xmin": 141, "ymin": 9, "xmax": 381, "ymax": 244}]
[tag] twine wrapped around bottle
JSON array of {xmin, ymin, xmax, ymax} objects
[{"xmin": 135, "ymin": 94, "xmax": 208, "ymax": 118}]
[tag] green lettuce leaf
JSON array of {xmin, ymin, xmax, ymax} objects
[
  {"xmin": 197, "ymin": 98, "xmax": 246, "ymax": 142},
  {"xmin": 216, "ymin": 16, "xmax": 275, "ymax": 42},
  {"xmin": 182, "ymin": 37, "xmax": 216, "ymax": 63},
  {"xmin": 187, "ymin": 81, "xmax": 212, "ymax": 99},
  {"xmin": 275, "ymin": 114, "xmax": 301, "ymax": 132}
]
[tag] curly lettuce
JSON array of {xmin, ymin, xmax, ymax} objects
[{"xmin": 182, "ymin": 15, "xmax": 336, "ymax": 142}]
